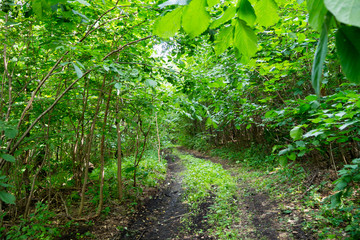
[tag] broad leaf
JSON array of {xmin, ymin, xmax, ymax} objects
[
  {"xmin": 214, "ymin": 26, "xmax": 234, "ymax": 55},
  {"xmin": 145, "ymin": 79, "xmax": 157, "ymax": 88},
  {"xmin": 288, "ymin": 152, "xmax": 297, "ymax": 161},
  {"xmin": 254, "ymin": 0, "xmax": 279, "ymax": 27},
  {"xmin": 4, "ymin": 128, "xmax": 18, "ymax": 139},
  {"xmin": 330, "ymin": 191, "xmax": 342, "ymax": 208},
  {"xmin": 303, "ymin": 129, "xmax": 324, "ymax": 138},
  {"xmin": 233, "ymin": 20, "xmax": 257, "ymax": 61},
  {"xmin": 279, "ymin": 148, "xmax": 290, "ymax": 156},
  {"xmin": 296, "ymin": 141, "xmax": 306, "ymax": 148},
  {"xmin": 153, "ymin": 7, "xmax": 184, "ymax": 39},
  {"xmin": 1, "ymin": 154, "xmax": 15, "ymax": 163},
  {"xmin": 324, "ymin": 0, "xmax": 360, "ymax": 28},
  {"xmin": 75, "ymin": 0, "xmax": 90, "ymax": 6},
  {"xmin": 182, "ymin": 0, "xmax": 211, "ymax": 37},
  {"xmin": 0, "ymin": 191, "xmax": 16, "ymax": 204},
  {"xmin": 279, "ymin": 155, "xmax": 288, "ymax": 167},
  {"xmin": 306, "ymin": 0, "xmax": 328, "ymax": 31},
  {"xmin": 237, "ymin": 0, "xmax": 256, "ymax": 26},
  {"xmin": 312, "ymin": 17, "xmax": 329, "ymax": 96},
  {"xmin": 207, "ymin": 0, "xmax": 220, "ymax": 7},
  {"xmin": 158, "ymin": 0, "xmax": 188, "ymax": 8},
  {"xmin": 339, "ymin": 120, "xmax": 359, "ymax": 130},
  {"xmin": 210, "ymin": 6, "xmax": 236, "ymax": 29},
  {"xmin": 336, "ymin": 26, "xmax": 360, "ymax": 83},
  {"xmin": 72, "ymin": 62, "xmax": 83, "ymax": 78},
  {"xmin": 334, "ymin": 179, "xmax": 348, "ymax": 191},
  {"xmin": 0, "ymin": 182, "xmax": 12, "ymax": 188},
  {"xmin": 114, "ymin": 83, "xmax": 122, "ymax": 90},
  {"xmin": 72, "ymin": 10, "xmax": 89, "ymax": 22},
  {"xmin": 290, "ymin": 126, "xmax": 303, "ymax": 140},
  {"xmin": 32, "ymin": 0, "xmax": 43, "ymax": 18}
]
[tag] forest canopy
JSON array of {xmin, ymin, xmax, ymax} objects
[{"xmin": 1, "ymin": 0, "xmax": 360, "ymax": 239}]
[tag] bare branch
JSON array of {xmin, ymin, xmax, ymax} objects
[{"xmin": 103, "ymin": 35, "xmax": 153, "ymax": 60}]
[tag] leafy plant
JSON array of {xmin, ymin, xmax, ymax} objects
[
  {"xmin": 179, "ymin": 151, "xmax": 239, "ymax": 239},
  {"xmin": 6, "ymin": 202, "xmax": 60, "ymax": 240},
  {"xmin": 331, "ymin": 158, "xmax": 360, "ymax": 208}
]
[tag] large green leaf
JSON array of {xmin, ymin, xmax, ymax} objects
[
  {"xmin": 237, "ymin": 0, "xmax": 256, "ymax": 26},
  {"xmin": 254, "ymin": 0, "xmax": 279, "ymax": 27},
  {"xmin": 1, "ymin": 154, "xmax": 15, "ymax": 163},
  {"xmin": 32, "ymin": 0, "xmax": 43, "ymax": 18},
  {"xmin": 145, "ymin": 79, "xmax": 158, "ymax": 88},
  {"xmin": 207, "ymin": 0, "xmax": 220, "ymax": 7},
  {"xmin": 324, "ymin": 0, "xmax": 360, "ymax": 28},
  {"xmin": 182, "ymin": 0, "xmax": 211, "ymax": 37},
  {"xmin": 158, "ymin": 0, "xmax": 188, "ymax": 8},
  {"xmin": 210, "ymin": 6, "xmax": 236, "ymax": 29},
  {"xmin": 214, "ymin": 26, "xmax": 234, "ymax": 55},
  {"xmin": 336, "ymin": 26, "xmax": 360, "ymax": 83},
  {"xmin": 0, "ymin": 191, "xmax": 16, "ymax": 204},
  {"xmin": 279, "ymin": 155, "xmax": 288, "ymax": 167},
  {"xmin": 72, "ymin": 62, "xmax": 83, "ymax": 78},
  {"xmin": 153, "ymin": 8, "xmax": 184, "ymax": 39},
  {"xmin": 75, "ymin": 0, "xmax": 90, "ymax": 6},
  {"xmin": 307, "ymin": 0, "xmax": 328, "ymax": 31},
  {"xmin": 311, "ymin": 19, "xmax": 328, "ymax": 96},
  {"xmin": 4, "ymin": 128, "xmax": 18, "ymax": 139},
  {"xmin": 330, "ymin": 191, "xmax": 342, "ymax": 208},
  {"xmin": 290, "ymin": 126, "xmax": 303, "ymax": 140},
  {"xmin": 233, "ymin": 20, "xmax": 257, "ymax": 61}
]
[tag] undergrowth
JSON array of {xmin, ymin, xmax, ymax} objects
[
  {"xmin": 209, "ymin": 145, "xmax": 360, "ymax": 239},
  {"xmin": 88, "ymin": 149, "xmax": 167, "ymax": 205},
  {"xmin": 177, "ymin": 151, "xmax": 239, "ymax": 239},
  {"xmin": 2, "ymin": 150, "xmax": 167, "ymax": 240},
  {"xmin": 5, "ymin": 202, "xmax": 60, "ymax": 240}
]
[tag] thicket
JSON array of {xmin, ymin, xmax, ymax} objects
[
  {"xmin": 156, "ymin": 0, "xmax": 360, "ymax": 238},
  {"xmin": 0, "ymin": 0, "xmax": 173, "ymax": 238},
  {"xmin": 0, "ymin": 0, "xmax": 359, "ymax": 239}
]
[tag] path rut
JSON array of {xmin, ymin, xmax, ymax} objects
[{"xmin": 115, "ymin": 155, "xmax": 187, "ymax": 240}]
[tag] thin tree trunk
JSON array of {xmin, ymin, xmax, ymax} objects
[
  {"xmin": 116, "ymin": 96, "xmax": 123, "ymax": 200},
  {"xmin": 155, "ymin": 112, "xmax": 161, "ymax": 162},
  {"xmin": 74, "ymin": 79, "xmax": 89, "ymax": 188},
  {"xmin": 133, "ymin": 122, "xmax": 140, "ymax": 188},
  {"xmin": 133, "ymin": 118, "xmax": 152, "ymax": 187},
  {"xmin": 329, "ymin": 143, "xmax": 338, "ymax": 177},
  {"xmin": 24, "ymin": 110, "xmax": 52, "ymax": 218},
  {"xmin": 78, "ymin": 75, "xmax": 106, "ymax": 216},
  {"xmin": 3, "ymin": 45, "xmax": 12, "ymax": 122},
  {"xmin": 96, "ymin": 87, "xmax": 112, "ymax": 216},
  {"xmin": 24, "ymin": 154, "xmax": 46, "ymax": 219}
]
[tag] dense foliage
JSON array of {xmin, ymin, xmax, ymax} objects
[{"xmin": 0, "ymin": 0, "xmax": 359, "ymax": 239}]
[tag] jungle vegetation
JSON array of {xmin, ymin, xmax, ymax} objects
[{"xmin": 0, "ymin": 0, "xmax": 359, "ymax": 239}]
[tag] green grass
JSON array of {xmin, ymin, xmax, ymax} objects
[
  {"xmin": 89, "ymin": 149, "xmax": 167, "ymax": 201},
  {"xmin": 208, "ymin": 145, "xmax": 360, "ymax": 239},
  {"xmin": 176, "ymin": 151, "xmax": 240, "ymax": 239}
]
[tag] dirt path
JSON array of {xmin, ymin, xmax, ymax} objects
[
  {"xmin": 110, "ymin": 149, "xmax": 314, "ymax": 240},
  {"xmin": 186, "ymin": 149, "xmax": 315, "ymax": 240},
  {"xmin": 114, "ymin": 155, "xmax": 188, "ymax": 240}
]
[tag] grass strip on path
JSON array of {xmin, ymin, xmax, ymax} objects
[{"xmin": 176, "ymin": 150, "xmax": 241, "ymax": 239}]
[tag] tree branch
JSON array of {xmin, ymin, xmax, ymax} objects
[{"xmin": 103, "ymin": 35, "xmax": 153, "ymax": 60}]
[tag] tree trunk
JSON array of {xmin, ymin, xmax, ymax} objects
[
  {"xmin": 155, "ymin": 112, "xmax": 161, "ymax": 162},
  {"xmin": 78, "ymin": 75, "xmax": 106, "ymax": 216},
  {"xmin": 116, "ymin": 96, "xmax": 123, "ymax": 201},
  {"xmin": 96, "ymin": 87, "xmax": 112, "ymax": 216}
]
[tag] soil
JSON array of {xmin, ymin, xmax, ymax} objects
[
  {"xmin": 183, "ymin": 148, "xmax": 316, "ymax": 240},
  {"xmin": 59, "ymin": 148, "xmax": 316, "ymax": 239},
  {"xmin": 112, "ymin": 154, "xmax": 214, "ymax": 240}
]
